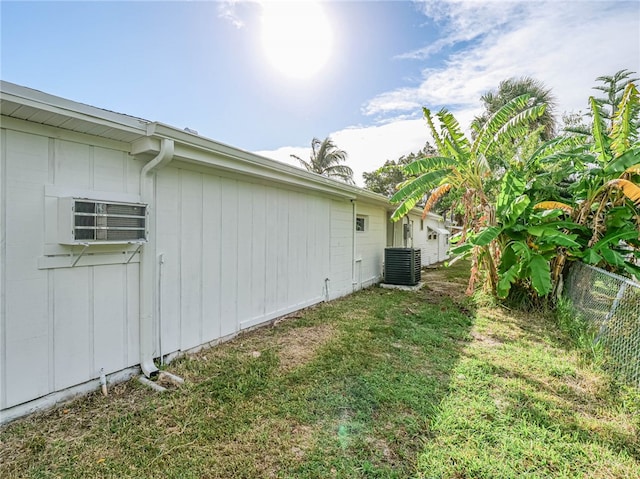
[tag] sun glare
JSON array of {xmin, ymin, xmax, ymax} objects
[{"xmin": 261, "ymin": 1, "xmax": 333, "ymax": 80}]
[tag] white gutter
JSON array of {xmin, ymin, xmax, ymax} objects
[{"xmin": 139, "ymin": 138, "xmax": 174, "ymax": 378}]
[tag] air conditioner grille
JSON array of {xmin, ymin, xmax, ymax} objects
[
  {"xmin": 59, "ymin": 198, "xmax": 147, "ymax": 244},
  {"xmin": 384, "ymin": 248, "xmax": 421, "ymax": 286}
]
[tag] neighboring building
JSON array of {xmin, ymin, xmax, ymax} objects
[
  {"xmin": 0, "ymin": 81, "xmax": 449, "ymax": 423},
  {"xmin": 387, "ymin": 211, "xmax": 450, "ymax": 266}
]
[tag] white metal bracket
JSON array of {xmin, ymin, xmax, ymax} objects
[{"xmin": 70, "ymin": 243, "xmax": 90, "ymax": 267}]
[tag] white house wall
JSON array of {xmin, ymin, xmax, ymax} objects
[
  {"xmin": 387, "ymin": 212, "xmax": 450, "ymax": 266},
  {"xmin": 328, "ymin": 200, "xmax": 353, "ymax": 300},
  {"xmin": 354, "ymin": 203, "xmax": 386, "ymax": 289},
  {"xmin": 1, "ymin": 127, "xmax": 142, "ymax": 411},
  {"xmin": 0, "ymin": 93, "xmax": 397, "ymax": 421},
  {"xmin": 155, "ymin": 166, "xmax": 334, "ymax": 356},
  {"xmin": 408, "ymin": 212, "xmax": 450, "ymax": 265}
]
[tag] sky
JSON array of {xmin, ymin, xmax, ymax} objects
[{"xmin": 1, "ymin": 0, "xmax": 639, "ymax": 186}]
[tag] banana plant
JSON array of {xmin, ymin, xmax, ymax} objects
[
  {"xmin": 534, "ymin": 83, "xmax": 640, "ymax": 281},
  {"xmin": 390, "ymin": 96, "xmax": 546, "ymax": 294},
  {"xmin": 451, "ymin": 169, "xmax": 585, "ymax": 298}
]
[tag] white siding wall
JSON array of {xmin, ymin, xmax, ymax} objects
[
  {"xmin": 1, "ymin": 123, "xmax": 392, "ymax": 417},
  {"xmin": 329, "ymin": 200, "xmax": 353, "ymax": 299},
  {"xmin": 155, "ymin": 167, "xmax": 333, "ymax": 356},
  {"xmin": 408, "ymin": 212, "xmax": 449, "ymax": 265},
  {"xmin": 1, "ymin": 128, "xmax": 141, "ymax": 410},
  {"xmin": 387, "ymin": 212, "xmax": 450, "ymax": 266},
  {"xmin": 354, "ymin": 203, "xmax": 386, "ymax": 289}
]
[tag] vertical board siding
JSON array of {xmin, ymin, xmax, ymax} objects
[
  {"xmin": 157, "ymin": 167, "xmax": 336, "ymax": 358},
  {"xmin": 55, "ymin": 140, "xmax": 91, "ymax": 188},
  {"xmin": 249, "ymin": 185, "xmax": 267, "ymax": 323},
  {"xmin": 329, "ymin": 200, "xmax": 353, "ymax": 299},
  {"xmin": 3, "ymin": 131, "xmax": 49, "ymax": 408},
  {"xmin": 93, "ymin": 148, "xmax": 127, "ymax": 193},
  {"xmin": 355, "ymin": 204, "xmax": 386, "ymax": 287},
  {"xmin": 2, "ymin": 129, "xmax": 141, "ymax": 410},
  {"xmin": 219, "ymin": 179, "xmax": 239, "ymax": 337},
  {"xmin": 53, "ymin": 267, "xmax": 92, "ymax": 390},
  {"xmin": 2, "ymin": 124, "xmax": 394, "ymax": 414},
  {"xmin": 236, "ymin": 182, "xmax": 254, "ymax": 325},
  {"xmin": 179, "ymin": 170, "xmax": 204, "ymax": 350},
  {"xmin": 156, "ymin": 169, "xmax": 181, "ymax": 354},
  {"xmin": 201, "ymin": 176, "xmax": 222, "ymax": 343},
  {"xmin": 93, "ymin": 265, "xmax": 127, "ymax": 374}
]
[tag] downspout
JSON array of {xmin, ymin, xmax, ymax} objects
[
  {"xmin": 139, "ymin": 138, "xmax": 174, "ymax": 378},
  {"xmin": 351, "ymin": 200, "xmax": 356, "ymax": 291}
]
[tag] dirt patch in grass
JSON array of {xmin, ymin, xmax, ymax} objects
[{"xmin": 274, "ymin": 324, "xmax": 336, "ymax": 372}]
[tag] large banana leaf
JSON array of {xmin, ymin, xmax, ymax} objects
[
  {"xmin": 390, "ymin": 168, "xmax": 449, "ymax": 204},
  {"xmin": 603, "ymin": 147, "xmax": 640, "ymax": 174},
  {"xmin": 472, "ymin": 94, "xmax": 534, "ymax": 155},
  {"xmin": 496, "ymin": 170, "xmax": 526, "ymax": 218},
  {"xmin": 402, "ymin": 156, "xmax": 455, "ymax": 176},
  {"xmin": 610, "ymin": 83, "xmax": 639, "ymax": 156},
  {"xmin": 487, "ymin": 104, "xmax": 547, "ymax": 155},
  {"xmin": 528, "ymin": 254, "xmax": 552, "ymax": 296},
  {"xmin": 437, "ymin": 108, "xmax": 471, "ymax": 156},
  {"xmin": 504, "ymin": 195, "xmax": 531, "ymax": 226},
  {"xmin": 497, "ymin": 262, "xmax": 521, "ymax": 299},
  {"xmin": 423, "ymin": 107, "xmax": 446, "ymax": 154},
  {"xmin": 589, "ymin": 96, "xmax": 612, "ymax": 164},
  {"xmin": 471, "ymin": 226, "xmax": 503, "ymax": 246},
  {"xmin": 591, "ymin": 228, "xmax": 640, "ymax": 251}
]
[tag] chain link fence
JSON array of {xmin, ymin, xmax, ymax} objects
[{"xmin": 563, "ymin": 261, "xmax": 640, "ymax": 388}]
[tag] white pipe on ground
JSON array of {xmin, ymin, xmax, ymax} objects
[{"xmin": 139, "ymin": 138, "xmax": 174, "ymax": 378}]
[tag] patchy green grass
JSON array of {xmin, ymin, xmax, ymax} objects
[{"xmin": 1, "ymin": 261, "xmax": 638, "ymax": 478}]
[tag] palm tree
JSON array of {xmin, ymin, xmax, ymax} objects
[
  {"xmin": 291, "ymin": 137, "xmax": 354, "ymax": 184},
  {"xmin": 472, "ymin": 77, "xmax": 557, "ymax": 140}
]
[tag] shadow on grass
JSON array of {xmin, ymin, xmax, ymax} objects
[{"xmin": 0, "ymin": 262, "xmax": 476, "ymax": 479}]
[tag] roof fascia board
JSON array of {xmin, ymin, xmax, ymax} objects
[
  {"xmin": 133, "ymin": 129, "xmax": 357, "ymax": 200},
  {"xmin": 146, "ymin": 124, "xmax": 407, "ymax": 207},
  {"xmin": 0, "ymin": 81, "xmax": 148, "ymax": 135}
]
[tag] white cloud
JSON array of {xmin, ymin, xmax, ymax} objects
[
  {"xmin": 366, "ymin": 1, "xmax": 640, "ymax": 119},
  {"xmin": 256, "ymin": 118, "xmax": 448, "ymax": 187},
  {"xmin": 259, "ymin": 1, "xmax": 640, "ymax": 189},
  {"xmin": 217, "ymin": 0, "xmax": 247, "ymax": 28}
]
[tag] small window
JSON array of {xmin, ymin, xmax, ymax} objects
[
  {"xmin": 420, "ymin": 219, "xmax": 424, "ymax": 230},
  {"xmin": 356, "ymin": 215, "xmax": 367, "ymax": 232},
  {"xmin": 427, "ymin": 227, "xmax": 438, "ymax": 240}
]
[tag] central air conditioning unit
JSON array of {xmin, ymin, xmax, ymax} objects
[
  {"xmin": 58, "ymin": 197, "xmax": 147, "ymax": 244},
  {"xmin": 384, "ymin": 248, "xmax": 421, "ymax": 286}
]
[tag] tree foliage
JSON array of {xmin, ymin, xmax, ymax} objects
[
  {"xmin": 362, "ymin": 143, "xmax": 436, "ymax": 197},
  {"xmin": 593, "ymin": 69, "xmax": 639, "ymax": 127},
  {"xmin": 393, "ymin": 72, "xmax": 640, "ymax": 304},
  {"xmin": 455, "ymin": 80, "xmax": 640, "ymax": 301},
  {"xmin": 291, "ymin": 137, "xmax": 354, "ymax": 184},
  {"xmin": 472, "ymin": 76, "xmax": 557, "ymax": 141}
]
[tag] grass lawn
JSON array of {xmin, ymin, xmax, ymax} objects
[{"xmin": 1, "ymin": 261, "xmax": 638, "ymax": 478}]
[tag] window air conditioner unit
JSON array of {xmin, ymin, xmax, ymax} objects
[{"xmin": 58, "ymin": 197, "xmax": 148, "ymax": 244}]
